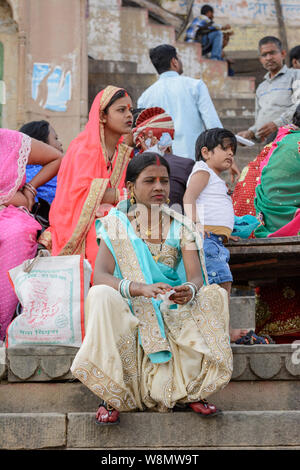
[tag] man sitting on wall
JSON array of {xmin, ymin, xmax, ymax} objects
[{"xmin": 185, "ymin": 4, "xmax": 233, "ymax": 62}]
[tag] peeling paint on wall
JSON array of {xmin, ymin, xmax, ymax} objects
[
  {"xmin": 162, "ymin": 0, "xmax": 300, "ymax": 25},
  {"xmin": 32, "ymin": 63, "xmax": 72, "ymax": 112}
]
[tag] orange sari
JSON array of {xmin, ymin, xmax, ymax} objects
[{"xmin": 39, "ymin": 86, "xmax": 132, "ymax": 271}]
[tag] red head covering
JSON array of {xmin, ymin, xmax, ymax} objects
[{"xmin": 132, "ymin": 107, "xmax": 174, "ymax": 145}]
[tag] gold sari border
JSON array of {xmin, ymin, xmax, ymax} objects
[
  {"xmin": 71, "ymin": 359, "xmax": 138, "ymax": 412},
  {"xmin": 59, "ymin": 178, "xmax": 109, "ymax": 256},
  {"xmin": 110, "ymin": 143, "xmax": 132, "ymax": 189},
  {"xmin": 101, "ymin": 214, "xmax": 171, "ymax": 357}
]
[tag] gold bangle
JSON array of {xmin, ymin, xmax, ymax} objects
[{"xmin": 24, "ymin": 183, "xmax": 37, "ymax": 196}]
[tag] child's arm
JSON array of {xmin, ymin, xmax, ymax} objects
[{"xmin": 183, "ymin": 170, "xmax": 209, "ymax": 230}]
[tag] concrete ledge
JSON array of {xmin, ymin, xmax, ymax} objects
[
  {"xmin": 232, "ymin": 344, "xmax": 300, "ymax": 380},
  {"xmin": 1, "ymin": 379, "xmax": 300, "ymax": 413},
  {"xmin": 6, "ymin": 345, "xmax": 78, "ymax": 382},
  {"xmin": 4, "ymin": 344, "xmax": 300, "ymax": 383},
  {"xmin": 230, "ymin": 296, "xmax": 255, "ymax": 330},
  {"xmin": 67, "ymin": 411, "xmax": 300, "ymax": 449},
  {"xmin": 0, "ymin": 347, "xmax": 6, "ymax": 379},
  {"xmin": 0, "ymin": 413, "xmax": 66, "ymax": 450}
]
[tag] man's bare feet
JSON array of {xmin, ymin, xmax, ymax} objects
[{"xmin": 230, "ymin": 328, "xmax": 249, "ymax": 343}]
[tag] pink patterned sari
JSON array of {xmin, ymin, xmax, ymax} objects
[{"xmin": 0, "ymin": 129, "xmax": 41, "ymax": 341}]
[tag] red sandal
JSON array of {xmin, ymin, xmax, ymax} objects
[
  {"xmin": 189, "ymin": 400, "xmax": 222, "ymax": 418},
  {"xmin": 95, "ymin": 402, "xmax": 120, "ymax": 426}
]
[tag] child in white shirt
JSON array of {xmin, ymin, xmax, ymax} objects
[{"xmin": 184, "ymin": 127, "xmax": 247, "ymax": 342}]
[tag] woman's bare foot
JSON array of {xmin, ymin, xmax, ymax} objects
[{"xmin": 230, "ymin": 328, "xmax": 249, "ymax": 343}]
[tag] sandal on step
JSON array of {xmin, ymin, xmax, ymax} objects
[
  {"xmin": 189, "ymin": 400, "xmax": 222, "ymax": 418},
  {"xmin": 235, "ymin": 330, "xmax": 275, "ymax": 345},
  {"xmin": 95, "ymin": 402, "xmax": 120, "ymax": 426}
]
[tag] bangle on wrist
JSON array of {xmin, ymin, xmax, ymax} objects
[
  {"xmin": 26, "ymin": 182, "xmax": 37, "ymax": 194},
  {"xmin": 183, "ymin": 281, "xmax": 198, "ymax": 302},
  {"xmin": 24, "ymin": 183, "xmax": 37, "ymax": 197},
  {"xmin": 118, "ymin": 278, "xmax": 133, "ymax": 299}
]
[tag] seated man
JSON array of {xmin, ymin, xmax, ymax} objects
[{"xmin": 185, "ymin": 4, "xmax": 232, "ymax": 61}]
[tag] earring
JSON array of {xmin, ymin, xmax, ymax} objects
[
  {"xmin": 166, "ymin": 198, "xmax": 170, "ymax": 204},
  {"xmin": 130, "ymin": 190, "xmax": 136, "ymax": 205}
]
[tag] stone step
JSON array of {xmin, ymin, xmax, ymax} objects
[
  {"xmin": 88, "ymin": 57, "xmax": 138, "ymax": 74},
  {"xmin": 213, "ymin": 97, "xmax": 255, "ymax": 114},
  {"xmin": 1, "ymin": 410, "xmax": 300, "ymax": 449},
  {"xmin": 229, "ymin": 296, "xmax": 255, "ymax": 330},
  {"xmin": 88, "ymin": 71, "xmax": 156, "ymax": 108},
  {"xmin": 1, "ymin": 369, "xmax": 300, "ymax": 413},
  {"xmin": 221, "ymin": 116, "xmax": 254, "ymax": 131},
  {"xmin": 2, "ymin": 344, "xmax": 300, "ymax": 384}
]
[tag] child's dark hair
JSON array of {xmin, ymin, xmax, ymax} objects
[
  {"xmin": 290, "ymin": 45, "xmax": 300, "ymax": 67},
  {"xmin": 292, "ymin": 104, "xmax": 300, "ymax": 127},
  {"xmin": 126, "ymin": 152, "xmax": 170, "ymax": 183},
  {"xmin": 103, "ymin": 89, "xmax": 130, "ymax": 114},
  {"xmin": 195, "ymin": 128, "xmax": 237, "ymax": 161},
  {"xmin": 19, "ymin": 120, "xmax": 50, "ymax": 144}
]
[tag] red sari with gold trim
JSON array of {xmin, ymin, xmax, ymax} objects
[{"xmin": 39, "ymin": 86, "xmax": 132, "ymax": 271}]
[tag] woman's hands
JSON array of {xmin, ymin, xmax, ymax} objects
[
  {"xmin": 130, "ymin": 282, "xmax": 193, "ymax": 304},
  {"xmin": 130, "ymin": 282, "xmax": 172, "ymax": 299},
  {"xmin": 169, "ymin": 285, "xmax": 193, "ymax": 305}
]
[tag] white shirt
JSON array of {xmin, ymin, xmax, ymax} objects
[
  {"xmin": 137, "ymin": 71, "xmax": 222, "ymax": 160},
  {"xmin": 187, "ymin": 161, "xmax": 234, "ymax": 230}
]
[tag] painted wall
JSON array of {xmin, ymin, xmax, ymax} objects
[
  {"xmin": 0, "ymin": 0, "xmax": 87, "ymax": 149},
  {"xmin": 163, "ymin": 0, "xmax": 300, "ymax": 50},
  {"xmin": 24, "ymin": 0, "xmax": 87, "ymax": 149},
  {"xmin": 0, "ymin": 0, "xmax": 18, "ymax": 130},
  {"xmin": 87, "ymin": 0, "xmax": 228, "ymax": 81}
]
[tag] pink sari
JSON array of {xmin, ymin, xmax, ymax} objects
[{"xmin": 0, "ymin": 129, "xmax": 41, "ymax": 341}]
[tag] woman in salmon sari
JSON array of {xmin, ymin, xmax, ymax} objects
[{"xmin": 39, "ymin": 86, "xmax": 133, "ymax": 272}]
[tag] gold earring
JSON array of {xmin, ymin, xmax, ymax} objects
[
  {"xmin": 130, "ymin": 190, "xmax": 136, "ymax": 205},
  {"xmin": 166, "ymin": 198, "xmax": 170, "ymax": 204}
]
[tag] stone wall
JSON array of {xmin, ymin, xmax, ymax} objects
[
  {"xmin": 162, "ymin": 0, "xmax": 300, "ymax": 51},
  {"xmin": 87, "ymin": 0, "xmax": 229, "ymax": 89},
  {"xmin": 0, "ymin": 0, "xmax": 88, "ymax": 149},
  {"xmin": 0, "ymin": 0, "xmax": 18, "ymax": 130}
]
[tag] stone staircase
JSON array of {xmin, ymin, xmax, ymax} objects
[
  {"xmin": 2, "ymin": 2, "xmax": 291, "ymax": 452},
  {"xmin": 1, "ymin": 295, "xmax": 300, "ymax": 450},
  {"xmin": 87, "ymin": 1, "xmax": 258, "ymax": 172}
]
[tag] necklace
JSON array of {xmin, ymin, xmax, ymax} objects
[
  {"xmin": 134, "ymin": 210, "xmax": 164, "ymax": 262},
  {"xmin": 106, "ymin": 149, "xmax": 116, "ymax": 172}
]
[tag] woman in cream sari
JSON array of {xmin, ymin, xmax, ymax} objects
[{"xmin": 71, "ymin": 152, "xmax": 233, "ymax": 424}]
